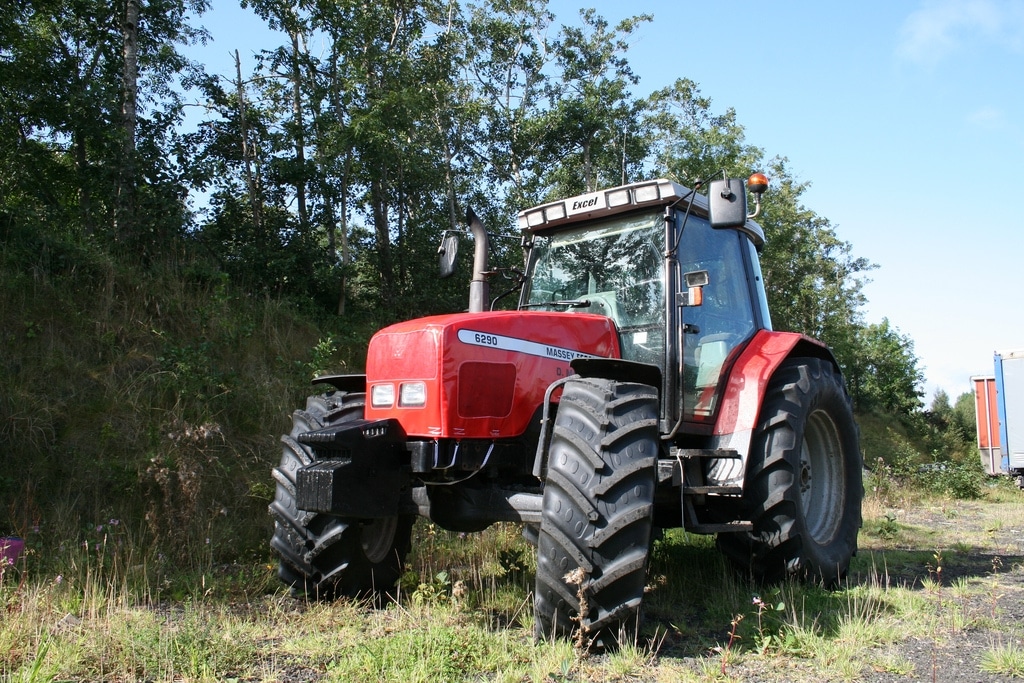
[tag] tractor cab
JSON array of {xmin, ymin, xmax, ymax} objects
[{"xmin": 518, "ymin": 177, "xmax": 771, "ymax": 428}]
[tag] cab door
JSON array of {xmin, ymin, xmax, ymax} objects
[{"xmin": 677, "ymin": 217, "xmax": 760, "ymax": 423}]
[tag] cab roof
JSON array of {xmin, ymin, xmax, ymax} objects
[{"xmin": 517, "ymin": 178, "xmax": 766, "ymax": 247}]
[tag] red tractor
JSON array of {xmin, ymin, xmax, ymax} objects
[{"xmin": 269, "ymin": 176, "xmax": 862, "ymax": 643}]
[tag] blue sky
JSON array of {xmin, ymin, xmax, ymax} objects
[{"xmin": 190, "ymin": 0, "xmax": 1024, "ymax": 403}]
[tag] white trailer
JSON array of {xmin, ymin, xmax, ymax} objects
[
  {"xmin": 996, "ymin": 349, "xmax": 1024, "ymax": 485},
  {"xmin": 975, "ymin": 349, "xmax": 1024, "ymax": 486}
]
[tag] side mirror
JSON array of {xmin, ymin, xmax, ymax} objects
[
  {"xmin": 707, "ymin": 178, "xmax": 747, "ymax": 228},
  {"xmin": 707, "ymin": 173, "xmax": 768, "ymax": 228},
  {"xmin": 438, "ymin": 233, "xmax": 459, "ymax": 278}
]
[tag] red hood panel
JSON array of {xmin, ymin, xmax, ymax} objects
[{"xmin": 365, "ymin": 311, "xmax": 621, "ymax": 438}]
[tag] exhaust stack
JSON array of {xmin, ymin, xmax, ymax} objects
[{"xmin": 467, "ymin": 208, "xmax": 489, "ymax": 313}]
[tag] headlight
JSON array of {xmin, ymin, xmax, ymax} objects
[
  {"xmin": 606, "ymin": 189, "xmax": 630, "ymax": 207},
  {"xmin": 633, "ymin": 182, "xmax": 661, "ymax": 203},
  {"xmin": 370, "ymin": 383, "xmax": 395, "ymax": 408},
  {"xmin": 545, "ymin": 203, "xmax": 566, "ymax": 221},
  {"xmin": 399, "ymin": 382, "xmax": 427, "ymax": 407}
]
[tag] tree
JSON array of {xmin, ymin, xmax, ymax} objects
[
  {"xmin": 645, "ymin": 78, "xmax": 762, "ymax": 187},
  {"xmin": 756, "ymin": 157, "xmax": 876, "ymax": 382},
  {"xmin": 116, "ymin": 0, "xmax": 141, "ymax": 239},
  {"xmin": 931, "ymin": 389, "xmax": 953, "ymax": 421},
  {"xmin": 0, "ymin": 0, "xmax": 210, "ymax": 255},
  {"xmin": 848, "ymin": 318, "xmax": 924, "ymax": 415},
  {"xmin": 173, "ymin": 0, "xmax": 921, "ymax": 414},
  {"xmin": 928, "ymin": 389, "xmax": 974, "ymax": 444},
  {"xmin": 461, "ymin": 0, "xmax": 554, "ymax": 214},
  {"xmin": 540, "ymin": 10, "xmax": 652, "ymax": 197},
  {"xmin": 206, "ymin": 0, "xmax": 481, "ymax": 316},
  {"xmin": 952, "ymin": 391, "xmax": 976, "ymax": 443}
]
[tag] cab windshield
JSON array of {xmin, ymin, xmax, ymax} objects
[
  {"xmin": 522, "ymin": 207, "xmax": 759, "ymax": 425},
  {"xmin": 522, "ymin": 210, "xmax": 666, "ymax": 368}
]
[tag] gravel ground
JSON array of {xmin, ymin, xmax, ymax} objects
[
  {"xmin": 691, "ymin": 497, "xmax": 1024, "ymax": 683},
  {"xmin": 858, "ymin": 500, "xmax": 1024, "ymax": 683}
]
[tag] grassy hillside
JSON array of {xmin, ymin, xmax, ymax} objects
[{"xmin": 0, "ymin": 232, "xmax": 380, "ymax": 572}]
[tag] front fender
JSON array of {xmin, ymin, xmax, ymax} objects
[{"xmin": 715, "ymin": 330, "xmax": 839, "ymax": 437}]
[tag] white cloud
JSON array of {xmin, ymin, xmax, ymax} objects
[
  {"xmin": 964, "ymin": 106, "xmax": 1024, "ymax": 148},
  {"xmin": 967, "ymin": 105, "xmax": 1006, "ymax": 129},
  {"xmin": 897, "ymin": 0, "xmax": 1024, "ymax": 65}
]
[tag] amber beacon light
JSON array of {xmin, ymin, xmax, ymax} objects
[
  {"xmin": 747, "ymin": 172, "xmax": 768, "ymax": 195},
  {"xmin": 746, "ymin": 172, "xmax": 768, "ymax": 218}
]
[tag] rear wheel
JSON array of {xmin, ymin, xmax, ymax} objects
[
  {"xmin": 269, "ymin": 392, "xmax": 413, "ymax": 599},
  {"xmin": 718, "ymin": 358, "xmax": 862, "ymax": 586},
  {"xmin": 534, "ymin": 378, "xmax": 658, "ymax": 645}
]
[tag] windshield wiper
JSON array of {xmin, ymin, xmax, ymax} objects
[{"xmin": 520, "ymin": 299, "xmax": 592, "ymax": 309}]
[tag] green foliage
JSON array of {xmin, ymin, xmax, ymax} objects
[
  {"xmin": 860, "ymin": 413, "xmax": 984, "ymax": 501},
  {"xmin": 1, "ymin": 0, "xmax": 942, "ymax": 604},
  {"xmin": 871, "ymin": 511, "xmax": 901, "ymax": 540},
  {"xmin": 0, "ymin": 0, "xmax": 208, "ymax": 258},
  {"xmin": 846, "ymin": 319, "xmax": 924, "ymax": 415},
  {"xmin": 539, "ymin": 10, "xmax": 652, "ymax": 196},
  {"xmin": 411, "ymin": 570, "xmax": 453, "ymax": 607},
  {"xmin": 643, "ymin": 80, "xmax": 912, "ymax": 416},
  {"xmin": 926, "ymin": 459, "xmax": 985, "ymax": 500},
  {"xmin": 750, "ymin": 592, "xmax": 795, "ymax": 655},
  {"xmin": 2, "ymin": 5, "xmax": 1012, "ymax": 680},
  {"xmin": 304, "ymin": 337, "xmax": 338, "ymax": 379},
  {"xmin": 928, "ymin": 389, "xmax": 976, "ymax": 447},
  {"xmin": 3, "ymin": 495, "xmax": 1024, "ymax": 681},
  {"xmin": 2, "ymin": 0, "xmax": 928, "ymax": 405}
]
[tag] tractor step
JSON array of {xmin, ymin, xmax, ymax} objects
[
  {"xmin": 688, "ymin": 520, "xmax": 754, "ymax": 533},
  {"xmin": 681, "ymin": 489, "xmax": 752, "ymax": 534},
  {"xmin": 671, "ymin": 448, "xmax": 740, "ymax": 460},
  {"xmin": 683, "ymin": 485, "xmax": 742, "ymax": 495}
]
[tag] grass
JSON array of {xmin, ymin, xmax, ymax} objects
[
  {"xmin": 981, "ymin": 642, "xmax": 1024, "ymax": 677},
  {"xmin": 2, "ymin": 487, "xmax": 1023, "ymax": 682}
]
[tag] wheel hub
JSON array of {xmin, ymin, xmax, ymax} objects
[
  {"xmin": 361, "ymin": 516, "xmax": 398, "ymax": 564},
  {"xmin": 801, "ymin": 409, "xmax": 845, "ymax": 545}
]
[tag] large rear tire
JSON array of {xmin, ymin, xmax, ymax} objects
[
  {"xmin": 717, "ymin": 358, "xmax": 862, "ymax": 587},
  {"xmin": 534, "ymin": 378, "xmax": 658, "ymax": 645},
  {"xmin": 269, "ymin": 392, "xmax": 413, "ymax": 599}
]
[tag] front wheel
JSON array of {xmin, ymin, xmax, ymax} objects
[
  {"xmin": 269, "ymin": 392, "xmax": 413, "ymax": 599},
  {"xmin": 534, "ymin": 378, "xmax": 659, "ymax": 645},
  {"xmin": 717, "ymin": 358, "xmax": 862, "ymax": 587}
]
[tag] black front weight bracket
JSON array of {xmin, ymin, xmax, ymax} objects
[{"xmin": 294, "ymin": 419, "xmax": 405, "ymax": 517}]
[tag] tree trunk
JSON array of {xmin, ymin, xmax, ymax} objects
[
  {"xmin": 370, "ymin": 178, "xmax": 394, "ymax": 303},
  {"xmin": 337, "ymin": 161, "xmax": 349, "ymax": 316},
  {"xmin": 441, "ymin": 131, "xmax": 460, "ymax": 232},
  {"xmin": 116, "ymin": 0, "xmax": 140, "ymax": 248},
  {"xmin": 74, "ymin": 130, "xmax": 93, "ymax": 236},
  {"xmin": 290, "ymin": 30, "xmax": 307, "ymax": 232},
  {"xmin": 234, "ymin": 50, "xmax": 264, "ymax": 243},
  {"xmin": 328, "ymin": 51, "xmax": 351, "ymax": 316},
  {"xmin": 582, "ymin": 135, "xmax": 594, "ymax": 192}
]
